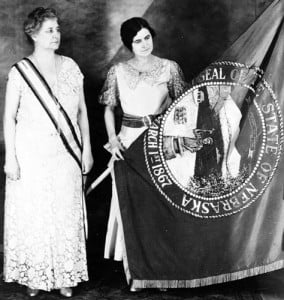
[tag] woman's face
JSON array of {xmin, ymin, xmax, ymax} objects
[
  {"xmin": 32, "ymin": 18, "xmax": 61, "ymax": 51},
  {"xmin": 132, "ymin": 28, "xmax": 153, "ymax": 57}
]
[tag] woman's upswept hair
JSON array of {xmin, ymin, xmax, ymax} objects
[
  {"xmin": 120, "ymin": 17, "xmax": 156, "ymax": 51},
  {"xmin": 23, "ymin": 7, "xmax": 59, "ymax": 44}
]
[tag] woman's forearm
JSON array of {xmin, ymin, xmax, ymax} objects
[
  {"xmin": 78, "ymin": 109, "xmax": 92, "ymax": 152},
  {"xmin": 77, "ymin": 87, "xmax": 92, "ymax": 152},
  {"xmin": 77, "ymin": 92, "xmax": 93, "ymax": 174},
  {"xmin": 104, "ymin": 105, "xmax": 124, "ymax": 159},
  {"xmin": 104, "ymin": 106, "xmax": 116, "ymax": 140}
]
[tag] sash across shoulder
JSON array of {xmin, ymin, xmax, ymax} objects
[{"xmin": 14, "ymin": 58, "xmax": 82, "ymax": 169}]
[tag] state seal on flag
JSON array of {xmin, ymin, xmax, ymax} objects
[{"xmin": 145, "ymin": 61, "xmax": 284, "ymax": 218}]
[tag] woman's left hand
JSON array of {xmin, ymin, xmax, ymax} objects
[{"xmin": 82, "ymin": 149, "xmax": 94, "ymax": 175}]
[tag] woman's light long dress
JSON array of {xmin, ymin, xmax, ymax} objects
[
  {"xmin": 4, "ymin": 56, "xmax": 88, "ymax": 291},
  {"xmin": 99, "ymin": 57, "xmax": 186, "ymax": 281}
]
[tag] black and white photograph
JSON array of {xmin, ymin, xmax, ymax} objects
[{"xmin": 0, "ymin": 0, "xmax": 283, "ymax": 299}]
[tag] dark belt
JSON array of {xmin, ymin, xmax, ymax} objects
[{"xmin": 122, "ymin": 113, "xmax": 158, "ymax": 128}]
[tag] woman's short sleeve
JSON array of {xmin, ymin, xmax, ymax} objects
[
  {"xmin": 167, "ymin": 61, "xmax": 188, "ymax": 100},
  {"xmin": 69, "ymin": 58, "xmax": 84, "ymax": 87},
  {"xmin": 98, "ymin": 65, "xmax": 119, "ymax": 107},
  {"xmin": 7, "ymin": 66, "xmax": 23, "ymax": 95}
]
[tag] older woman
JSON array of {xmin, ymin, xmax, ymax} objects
[
  {"xmin": 3, "ymin": 7, "xmax": 93, "ymax": 297},
  {"xmin": 99, "ymin": 17, "xmax": 187, "ymax": 291}
]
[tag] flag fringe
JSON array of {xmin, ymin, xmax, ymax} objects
[{"xmin": 131, "ymin": 260, "xmax": 284, "ymax": 289}]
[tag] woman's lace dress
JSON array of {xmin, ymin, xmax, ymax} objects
[
  {"xmin": 4, "ymin": 56, "xmax": 88, "ymax": 291},
  {"xmin": 99, "ymin": 57, "xmax": 186, "ymax": 280}
]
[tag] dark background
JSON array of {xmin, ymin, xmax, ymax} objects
[{"xmin": 0, "ymin": 0, "xmax": 274, "ymax": 268}]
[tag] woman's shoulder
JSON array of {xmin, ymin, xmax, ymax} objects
[
  {"xmin": 6, "ymin": 63, "xmax": 25, "ymax": 90},
  {"xmin": 105, "ymin": 63, "xmax": 122, "ymax": 77},
  {"xmin": 111, "ymin": 61, "xmax": 126, "ymax": 71},
  {"xmin": 58, "ymin": 55, "xmax": 77, "ymax": 66},
  {"xmin": 59, "ymin": 55, "xmax": 74, "ymax": 62},
  {"xmin": 57, "ymin": 56, "xmax": 84, "ymax": 85},
  {"xmin": 10, "ymin": 57, "xmax": 30, "ymax": 69},
  {"xmin": 58, "ymin": 55, "xmax": 83, "ymax": 71},
  {"xmin": 7, "ymin": 66, "xmax": 17, "ymax": 81},
  {"xmin": 58, "ymin": 55, "xmax": 84, "ymax": 76},
  {"xmin": 8, "ymin": 62, "xmax": 22, "ymax": 78},
  {"xmin": 7, "ymin": 58, "xmax": 33, "ymax": 85},
  {"xmin": 163, "ymin": 59, "xmax": 185, "ymax": 77},
  {"xmin": 160, "ymin": 58, "xmax": 181, "ymax": 69},
  {"xmin": 156, "ymin": 57, "xmax": 170, "ymax": 64}
]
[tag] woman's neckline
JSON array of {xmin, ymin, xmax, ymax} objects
[
  {"xmin": 27, "ymin": 54, "xmax": 63, "ymax": 89},
  {"xmin": 27, "ymin": 54, "xmax": 63, "ymax": 72},
  {"xmin": 126, "ymin": 56, "xmax": 162, "ymax": 73}
]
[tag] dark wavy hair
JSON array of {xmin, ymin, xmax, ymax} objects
[
  {"xmin": 120, "ymin": 17, "xmax": 156, "ymax": 51},
  {"xmin": 23, "ymin": 7, "xmax": 59, "ymax": 44}
]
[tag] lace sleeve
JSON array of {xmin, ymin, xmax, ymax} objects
[
  {"xmin": 167, "ymin": 61, "xmax": 188, "ymax": 100},
  {"xmin": 66, "ymin": 57, "xmax": 84, "ymax": 87},
  {"xmin": 72, "ymin": 61, "xmax": 84, "ymax": 87},
  {"xmin": 98, "ymin": 65, "xmax": 119, "ymax": 107}
]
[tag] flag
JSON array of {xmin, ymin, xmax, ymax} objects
[{"xmin": 114, "ymin": 0, "xmax": 284, "ymax": 288}]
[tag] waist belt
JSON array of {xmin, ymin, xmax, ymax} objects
[{"xmin": 122, "ymin": 113, "xmax": 158, "ymax": 128}]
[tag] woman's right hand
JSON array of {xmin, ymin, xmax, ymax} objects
[
  {"xmin": 4, "ymin": 157, "xmax": 20, "ymax": 180},
  {"xmin": 109, "ymin": 135, "xmax": 125, "ymax": 160}
]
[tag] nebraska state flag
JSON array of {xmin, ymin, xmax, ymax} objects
[{"xmin": 114, "ymin": 0, "xmax": 284, "ymax": 288}]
